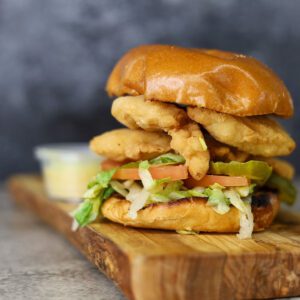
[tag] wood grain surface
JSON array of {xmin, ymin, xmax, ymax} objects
[{"xmin": 7, "ymin": 175, "xmax": 300, "ymax": 300}]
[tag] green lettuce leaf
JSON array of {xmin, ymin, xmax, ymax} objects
[
  {"xmin": 205, "ymin": 187, "xmax": 230, "ymax": 214},
  {"xmin": 138, "ymin": 160, "xmax": 153, "ymax": 191},
  {"xmin": 110, "ymin": 180, "xmax": 128, "ymax": 197},
  {"xmin": 121, "ymin": 153, "xmax": 185, "ymax": 170},
  {"xmin": 121, "ymin": 161, "xmax": 140, "ymax": 169},
  {"xmin": 149, "ymin": 193, "xmax": 170, "ymax": 203},
  {"xmin": 72, "ymin": 169, "xmax": 116, "ymax": 227},
  {"xmin": 96, "ymin": 169, "xmax": 116, "ymax": 188},
  {"xmin": 103, "ymin": 186, "xmax": 115, "ymax": 200},
  {"xmin": 150, "ymin": 153, "xmax": 185, "ymax": 165},
  {"xmin": 224, "ymin": 189, "xmax": 248, "ymax": 213},
  {"xmin": 73, "ymin": 201, "xmax": 93, "ymax": 227}
]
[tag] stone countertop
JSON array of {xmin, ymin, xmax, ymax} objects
[{"xmin": 1, "ymin": 181, "xmax": 299, "ymax": 300}]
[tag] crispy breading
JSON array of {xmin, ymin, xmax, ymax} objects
[
  {"xmin": 169, "ymin": 123, "xmax": 210, "ymax": 180},
  {"xmin": 111, "ymin": 95, "xmax": 188, "ymax": 131},
  {"xmin": 254, "ymin": 157, "xmax": 295, "ymax": 180},
  {"xmin": 205, "ymin": 135, "xmax": 250, "ymax": 162},
  {"xmin": 90, "ymin": 129, "xmax": 171, "ymax": 161},
  {"xmin": 188, "ymin": 107, "xmax": 295, "ymax": 157},
  {"xmin": 112, "ymin": 95, "xmax": 210, "ymax": 179}
]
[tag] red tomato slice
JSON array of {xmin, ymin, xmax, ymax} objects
[
  {"xmin": 102, "ymin": 160, "xmax": 247, "ymax": 187},
  {"xmin": 112, "ymin": 165, "xmax": 188, "ymax": 181},
  {"xmin": 185, "ymin": 175, "xmax": 249, "ymax": 187},
  {"xmin": 101, "ymin": 159, "xmax": 123, "ymax": 171}
]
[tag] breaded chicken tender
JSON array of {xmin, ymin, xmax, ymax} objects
[
  {"xmin": 188, "ymin": 107, "xmax": 295, "ymax": 157},
  {"xmin": 112, "ymin": 95, "xmax": 210, "ymax": 179},
  {"xmin": 90, "ymin": 129, "xmax": 171, "ymax": 161},
  {"xmin": 112, "ymin": 95, "xmax": 188, "ymax": 131},
  {"xmin": 205, "ymin": 135, "xmax": 249, "ymax": 162},
  {"xmin": 169, "ymin": 123, "xmax": 210, "ymax": 180}
]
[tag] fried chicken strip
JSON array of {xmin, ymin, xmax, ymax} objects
[
  {"xmin": 112, "ymin": 95, "xmax": 188, "ymax": 131},
  {"xmin": 188, "ymin": 107, "xmax": 295, "ymax": 157},
  {"xmin": 112, "ymin": 96, "xmax": 210, "ymax": 179},
  {"xmin": 169, "ymin": 123, "xmax": 210, "ymax": 179},
  {"xmin": 90, "ymin": 129, "xmax": 171, "ymax": 161}
]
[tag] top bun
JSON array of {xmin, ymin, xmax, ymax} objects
[{"xmin": 106, "ymin": 45, "xmax": 293, "ymax": 117}]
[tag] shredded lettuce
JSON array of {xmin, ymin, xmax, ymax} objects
[
  {"xmin": 102, "ymin": 186, "xmax": 115, "ymax": 200},
  {"xmin": 95, "ymin": 169, "xmax": 116, "ymax": 188},
  {"xmin": 121, "ymin": 153, "xmax": 185, "ymax": 169},
  {"xmin": 224, "ymin": 189, "xmax": 248, "ymax": 213},
  {"xmin": 149, "ymin": 193, "xmax": 170, "ymax": 203},
  {"xmin": 168, "ymin": 191, "xmax": 191, "ymax": 200},
  {"xmin": 72, "ymin": 186, "xmax": 113, "ymax": 227},
  {"xmin": 123, "ymin": 180, "xmax": 134, "ymax": 188},
  {"xmin": 168, "ymin": 189, "xmax": 205, "ymax": 200},
  {"xmin": 147, "ymin": 182, "xmax": 205, "ymax": 203},
  {"xmin": 126, "ymin": 183, "xmax": 150, "ymax": 219},
  {"xmin": 128, "ymin": 160, "xmax": 172, "ymax": 217},
  {"xmin": 126, "ymin": 182, "xmax": 142, "ymax": 202},
  {"xmin": 83, "ymin": 183, "xmax": 102, "ymax": 199},
  {"xmin": 235, "ymin": 184, "xmax": 255, "ymax": 198},
  {"xmin": 205, "ymin": 187, "xmax": 230, "ymax": 214},
  {"xmin": 138, "ymin": 160, "xmax": 171, "ymax": 193},
  {"xmin": 121, "ymin": 161, "xmax": 140, "ymax": 169},
  {"xmin": 72, "ymin": 169, "xmax": 116, "ymax": 227},
  {"xmin": 202, "ymin": 186, "xmax": 255, "ymax": 238},
  {"xmin": 236, "ymin": 199, "xmax": 254, "ymax": 239},
  {"xmin": 161, "ymin": 181, "xmax": 184, "ymax": 194},
  {"xmin": 138, "ymin": 160, "xmax": 153, "ymax": 190},
  {"xmin": 223, "ymin": 189, "xmax": 254, "ymax": 239},
  {"xmin": 110, "ymin": 180, "xmax": 128, "ymax": 197},
  {"xmin": 73, "ymin": 201, "xmax": 93, "ymax": 227},
  {"xmin": 189, "ymin": 187, "xmax": 206, "ymax": 197},
  {"xmin": 72, "ymin": 152, "xmax": 257, "ymax": 235},
  {"xmin": 198, "ymin": 137, "xmax": 208, "ymax": 151},
  {"xmin": 150, "ymin": 153, "xmax": 185, "ymax": 165}
]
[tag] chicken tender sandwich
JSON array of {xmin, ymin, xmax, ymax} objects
[{"xmin": 73, "ymin": 45, "xmax": 296, "ymax": 239}]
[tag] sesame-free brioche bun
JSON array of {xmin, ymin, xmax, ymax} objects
[
  {"xmin": 101, "ymin": 192, "xmax": 280, "ymax": 233},
  {"xmin": 106, "ymin": 45, "xmax": 293, "ymax": 117}
]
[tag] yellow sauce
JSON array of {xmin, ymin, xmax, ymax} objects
[
  {"xmin": 35, "ymin": 144, "xmax": 103, "ymax": 202},
  {"xmin": 43, "ymin": 161, "xmax": 100, "ymax": 200}
]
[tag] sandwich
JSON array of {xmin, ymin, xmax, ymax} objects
[{"xmin": 72, "ymin": 45, "xmax": 296, "ymax": 239}]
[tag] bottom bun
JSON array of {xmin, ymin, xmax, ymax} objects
[{"xmin": 101, "ymin": 192, "xmax": 279, "ymax": 233}]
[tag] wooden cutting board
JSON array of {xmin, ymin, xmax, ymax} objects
[{"xmin": 7, "ymin": 175, "xmax": 300, "ymax": 300}]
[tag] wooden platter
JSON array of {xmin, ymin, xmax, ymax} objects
[{"xmin": 7, "ymin": 175, "xmax": 300, "ymax": 300}]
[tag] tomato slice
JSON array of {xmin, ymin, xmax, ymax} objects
[
  {"xmin": 185, "ymin": 175, "xmax": 249, "ymax": 188},
  {"xmin": 102, "ymin": 160, "xmax": 247, "ymax": 186},
  {"xmin": 113, "ymin": 165, "xmax": 188, "ymax": 181},
  {"xmin": 101, "ymin": 159, "xmax": 123, "ymax": 171}
]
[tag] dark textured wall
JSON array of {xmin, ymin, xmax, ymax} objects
[{"xmin": 0, "ymin": 0, "xmax": 299, "ymax": 179}]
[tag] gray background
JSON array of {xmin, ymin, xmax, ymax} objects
[{"xmin": 0, "ymin": 0, "xmax": 299, "ymax": 179}]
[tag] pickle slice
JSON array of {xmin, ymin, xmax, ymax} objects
[
  {"xmin": 265, "ymin": 173, "xmax": 297, "ymax": 205},
  {"xmin": 209, "ymin": 160, "xmax": 272, "ymax": 185}
]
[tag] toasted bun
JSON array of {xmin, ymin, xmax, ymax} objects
[
  {"xmin": 106, "ymin": 45, "xmax": 293, "ymax": 117},
  {"xmin": 102, "ymin": 192, "xmax": 280, "ymax": 233}
]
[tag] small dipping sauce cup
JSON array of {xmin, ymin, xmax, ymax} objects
[{"xmin": 35, "ymin": 143, "xmax": 103, "ymax": 202}]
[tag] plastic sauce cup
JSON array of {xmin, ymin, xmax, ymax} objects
[{"xmin": 34, "ymin": 144, "xmax": 103, "ymax": 202}]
